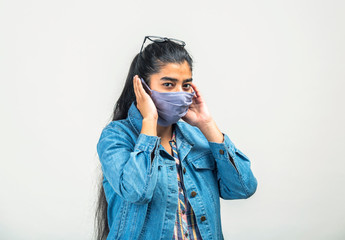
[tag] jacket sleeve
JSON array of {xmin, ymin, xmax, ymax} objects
[
  {"xmin": 208, "ymin": 133, "xmax": 258, "ymax": 199},
  {"xmin": 96, "ymin": 122, "xmax": 161, "ymax": 204}
]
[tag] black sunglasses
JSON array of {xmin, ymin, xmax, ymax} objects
[{"xmin": 139, "ymin": 36, "xmax": 186, "ymax": 55}]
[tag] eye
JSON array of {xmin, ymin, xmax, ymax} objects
[
  {"xmin": 183, "ymin": 83, "xmax": 191, "ymax": 89},
  {"xmin": 163, "ymin": 82, "xmax": 173, "ymax": 87}
]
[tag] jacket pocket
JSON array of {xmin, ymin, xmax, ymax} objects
[
  {"xmin": 189, "ymin": 153, "xmax": 215, "ymax": 170},
  {"xmin": 189, "ymin": 153, "xmax": 219, "ymax": 205}
]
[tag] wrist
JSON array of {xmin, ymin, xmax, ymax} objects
[
  {"xmin": 143, "ymin": 115, "xmax": 158, "ymax": 121},
  {"xmin": 198, "ymin": 119, "xmax": 224, "ymax": 143},
  {"xmin": 196, "ymin": 117, "xmax": 215, "ymax": 131},
  {"xmin": 141, "ymin": 118, "xmax": 158, "ymax": 136}
]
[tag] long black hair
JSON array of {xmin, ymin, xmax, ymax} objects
[{"xmin": 94, "ymin": 38, "xmax": 193, "ymax": 240}]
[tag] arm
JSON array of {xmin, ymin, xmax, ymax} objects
[
  {"xmin": 199, "ymin": 119, "xmax": 257, "ymax": 199},
  {"xmin": 208, "ymin": 132, "xmax": 258, "ymax": 199},
  {"xmin": 182, "ymin": 82, "xmax": 257, "ymax": 199},
  {"xmin": 97, "ymin": 122, "xmax": 161, "ymax": 204}
]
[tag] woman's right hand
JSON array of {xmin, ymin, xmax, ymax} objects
[{"xmin": 133, "ymin": 75, "xmax": 158, "ymax": 121}]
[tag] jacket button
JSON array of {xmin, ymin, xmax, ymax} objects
[
  {"xmin": 170, "ymin": 166, "xmax": 174, "ymax": 170},
  {"xmin": 191, "ymin": 191, "xmax": 197, "ymax": 197},
  {"xmin": 200, "ymin": 216, "xmax": 206, "ymax": 221},
  {"xmin": 183, "ymin": 167, "xmax": 186, "ymax": 174},
  {"xmin": 219, "ymin": 149, "xmax": 224, "ymax": 155}
]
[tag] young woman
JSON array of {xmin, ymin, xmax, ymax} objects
[{"xmin": 95, "ymin": 36, "xmax": 258, "ymax": 240}]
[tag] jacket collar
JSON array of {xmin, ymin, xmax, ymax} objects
[{"xmin": 127, "ymin": 101, "xmax": 195, "ymax": 148}]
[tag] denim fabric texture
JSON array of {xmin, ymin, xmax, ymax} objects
[{"xmin": 96, "ymin": 101, "xmax": 258, "ymax": 240}]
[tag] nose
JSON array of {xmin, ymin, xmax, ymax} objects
[
  {"xmin": 175, "ymin": 85, "xmax": 183, "ymax": 92},
  {"xmin": 173, "ymin": 84, "xmax": 187, "ymax": 92}
]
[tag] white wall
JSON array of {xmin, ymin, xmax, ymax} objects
[{"xmin": 1, "ymin": 0, "xmax": 344, "ymax": 239}]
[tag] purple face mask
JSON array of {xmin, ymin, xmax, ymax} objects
[{"xmin": 140, "ymin": 78, "xmax": 195, "ymax": 126}]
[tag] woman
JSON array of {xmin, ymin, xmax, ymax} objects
[{"xmin": 95, "ymin": 36, "xmax": 258, "ymax": 240}]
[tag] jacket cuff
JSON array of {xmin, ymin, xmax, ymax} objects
[
  {"xmin": 135, "ymin": 133, "xmax": 161, "ymax": 152},
  {"xmin": 134, "ymin": 133, "xmax": 161, "ymax": 177},
  {"xmin": 208, "ymin": 133, "xmax": 237, "ymax": 161}
]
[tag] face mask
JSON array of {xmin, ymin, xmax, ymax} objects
[{"xmin": 140, "ymin": 78, "xmax": 195, "ymax": 126}]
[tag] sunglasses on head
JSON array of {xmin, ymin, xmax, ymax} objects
[{"xmin": 139, "ymin": 36, "xmax": 186, "ymax": 55}]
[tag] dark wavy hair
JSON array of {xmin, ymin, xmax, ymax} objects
[{"xmin": 94, "ymin": 38, "xmax": 193, "ymax": 240}]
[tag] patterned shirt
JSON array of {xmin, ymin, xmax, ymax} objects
[{"xmin": 170, "ymin": 125, "xmax": 203, "ymax": 240}]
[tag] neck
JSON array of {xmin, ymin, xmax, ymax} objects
[{"xmin": 157, "ymin": 124, "xmax": 173, "ymax": 140}]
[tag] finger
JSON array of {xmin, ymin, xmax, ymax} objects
[
  {"xmin": 136, "ymin": 76, "xmax": 144, "ymax": 99},
  {"xmin": 190, "ymin": 82, "xmax": 202, "ymax": 98},
  {"xmin": 133, "ymin": 75, "xmax": 141, "ymax": 100},
  {"xmin": 137, "ymin": 77, "xmax": 152, "ymax": 99},
  {"xmin": 137, "ymin": 77, "xmax": 148, "ymax": 97},
  {"xmin": 133, "ymin": 76, "xmax": 138, "ymax": 97}
]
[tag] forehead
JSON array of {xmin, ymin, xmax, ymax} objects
[{"xmin": 156, "ymin": 61, "xmax": 192, "ymax": 78}]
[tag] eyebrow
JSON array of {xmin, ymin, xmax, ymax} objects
[{"xmin": 160, "ymin": 77, "xmax": 193, "ymax": 82}]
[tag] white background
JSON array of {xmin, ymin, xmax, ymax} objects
[{"xmin": 1, "ymin": 0, "xmax": 344, "ymax": 239}]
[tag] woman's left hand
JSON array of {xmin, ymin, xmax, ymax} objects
[
  {"xmin": 182, "ymin": 82, "xmax": 213, "ymax": 128},
  {"xmin": 183, "ymin": 82, "xmax": 224, "ymax": 143}
]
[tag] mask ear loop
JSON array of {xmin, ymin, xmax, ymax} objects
[{"xmin": 140, "ymin": 78, "xmax": 152, "ymax": 95}]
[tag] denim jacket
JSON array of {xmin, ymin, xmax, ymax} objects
[{"xmin": 96, "ymin": 101, "xmax": 258, "ymax": 240}]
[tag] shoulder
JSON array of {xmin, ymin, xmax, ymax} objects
[
  {"xmin": 97, "ymin": 119, "xmax": 137, "ymax": 148},
  {"xmin": 101, "ymin": 119, "xmax": 133, "ymax": 135}
]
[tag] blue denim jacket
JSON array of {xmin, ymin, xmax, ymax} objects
[{"xmin": 97, "ymin": 101, "xmax": 257, "ymax": 240}]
